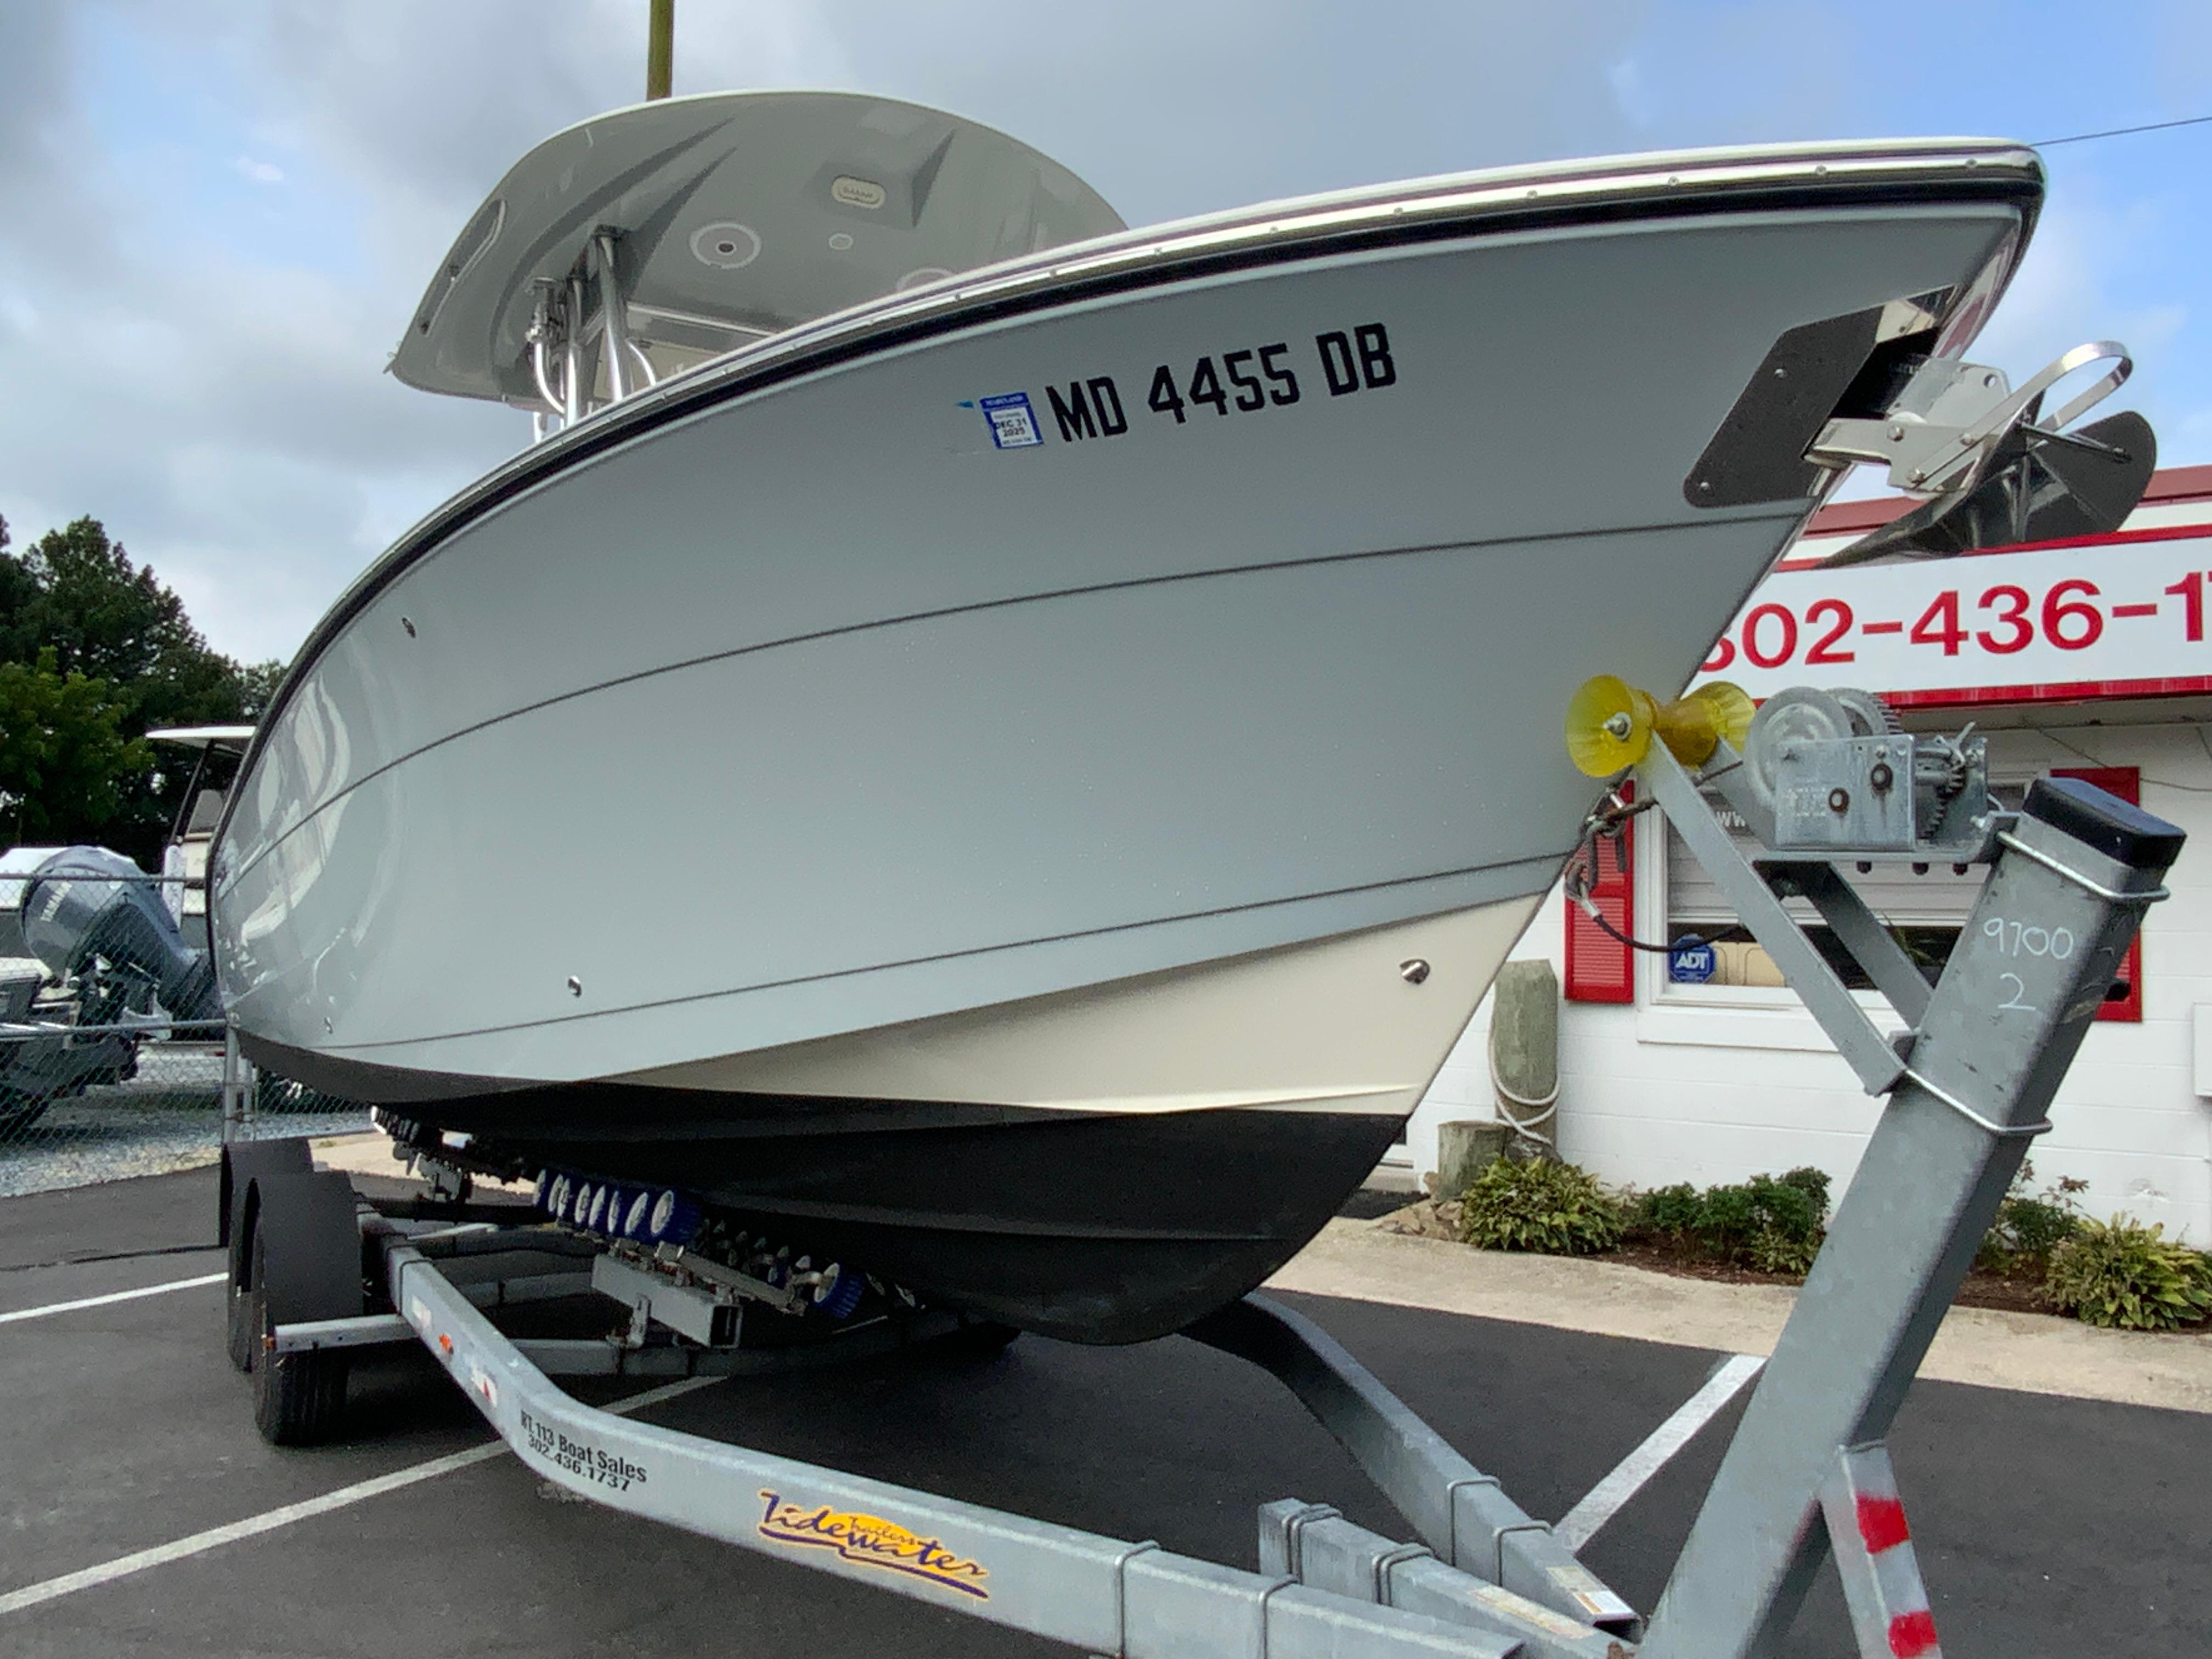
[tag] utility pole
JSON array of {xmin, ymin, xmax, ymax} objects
[{"xmin": 646, "ymin": 0, "xmax": 673, "ymax": 100}]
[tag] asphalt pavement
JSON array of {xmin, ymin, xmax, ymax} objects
[{"xmin": 1, "ymin": 1168, "xmax": 2204, "ymax": 1658}]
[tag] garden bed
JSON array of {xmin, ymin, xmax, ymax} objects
[
  {"xmin": 1376, "ymin": 1159, "xmax": 2212, "ymax": 1335},
  {"xmin": 1608, "ymin": 1240, "xmax": 2058, "ymax": 1316}
]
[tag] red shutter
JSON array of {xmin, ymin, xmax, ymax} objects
[
  {"xmin": 1564, "ymin": 790, "xmax": 1634, "ymax": 1003},
  {"xmin": 2051, "ymin": 766, "xmax": 2142, "ymax": 1023}
]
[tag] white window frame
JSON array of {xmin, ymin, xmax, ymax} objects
[{"xmin": 1630, "ymin": 804, "xmax": 1898, "ymax": 1051}]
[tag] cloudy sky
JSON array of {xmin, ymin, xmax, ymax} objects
[{"xmin": 2, "ymin": 1, "xmax": 2208, "ymax": 663}]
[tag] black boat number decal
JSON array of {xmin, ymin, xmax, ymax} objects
[
  {"xmin": 969, "ymin": 323, "xmax": 1397, "ymax": 449},
  {"xmin": 1147, "ymin": 325, "xmax": 1395, "ymax": 426}
]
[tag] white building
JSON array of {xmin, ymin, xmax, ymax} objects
[{"xmin": 1403, "ymin": 465, "xmax": 2212, "ymax": 1245}]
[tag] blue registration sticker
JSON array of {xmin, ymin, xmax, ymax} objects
[
  {"xmin": 1668, "ymin": 938, "xmax": 1717, "ymax": 984},
  {"xmin": 978, "ymin": 392, "xmax": 1043, "ymax": 449}
]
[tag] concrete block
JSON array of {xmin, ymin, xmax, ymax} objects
[{"xmin": 1437, "ymin": 1120, "xmax": 1510, "ymax": 1197}]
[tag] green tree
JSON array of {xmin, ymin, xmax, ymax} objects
[
  {"xmin": 0, "ymin": 515, "xmax": 281, "ymax": 860},
  {"xmin": 235, "ymin": 658, "xmax": 286, "ymax": 718},
  {"xmin": 0, "ymin": 516, "xmax": 38, "ymax": 637},
  {"xmin": 0, "ymin": 649, "xmax": 150, "ymax": 843},
  {"xmin": 2, "ymin": 517, "xmax": 252, "ymax": 726}
]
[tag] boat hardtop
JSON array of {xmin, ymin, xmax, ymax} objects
[{"xmin": 390, "ymin": 89, "xmax": 1126, "ymax": 409}]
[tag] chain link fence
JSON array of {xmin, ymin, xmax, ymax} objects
[
  {"xmin": 1, "ymin": 855, "xmax": 378, "ymax": 1195},
  {"xmin": 1, "ymin": 1022, "xmax": 374, "ymax": 1200}
]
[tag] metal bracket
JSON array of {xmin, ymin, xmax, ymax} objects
[
  {"xmin": 1995, "ymin": 831, "xmax": 2169, "ymax": 904},
  {"xmin": 1808, "ymin": 340, "xmax": 2131, "ymax": 495},
  {"xmin": 1185, "ymin": 1295, "xmax": 1638, "ymax": 1633},
  {"xmin": 648, "ymin": 1241, "xmax": 806, "ymax": 1315},
  {"xmin": 1257, "ymin": 1502, "xmax": 1626, "ymax": 1659},
  {"xmin": 594, "ymin": 1252, "xmax": 744, "ymax": 1347},
  {"xmin": 1898, "ymin": 1067, "xmax": 2051, "ymax": 1141}
]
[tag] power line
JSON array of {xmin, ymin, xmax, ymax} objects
[{"xmin": 2034, "ymin": 112, "xmax": 2212, "ymax": 148}]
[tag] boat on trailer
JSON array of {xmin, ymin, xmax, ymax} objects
[{"xmin": 211, "ymin": 90, "xmax": 2151, "ymax": 1342}]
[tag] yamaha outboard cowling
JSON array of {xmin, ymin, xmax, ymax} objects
[{"xmin": 20, "ymin": 847, "xmax": 221, "ymax": 1022}]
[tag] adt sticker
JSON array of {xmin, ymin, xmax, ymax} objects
[
  {"xmin": 1668, "ymin": 938, "xmax": 1717, "ymax": 984},
  {"xmin": 978, "ymin": 392, "xmax": 1043, "ymax": 449}
]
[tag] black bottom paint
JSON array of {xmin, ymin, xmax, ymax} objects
[{"xmin": 243, "ymin": 1036, "xmax": 1400, "ymax": 1344}]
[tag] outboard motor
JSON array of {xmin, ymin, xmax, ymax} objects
[{"xmin": 19, "ymin": 847, "xmax": 221, "ymax": 1022}]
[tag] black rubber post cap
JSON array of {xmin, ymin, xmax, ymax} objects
[{"xmin": 2022, "ymin": 776, "xmax": 2185, "ymax": 872}]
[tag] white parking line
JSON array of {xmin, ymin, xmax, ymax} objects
[
  {"xmin": 0, "ymin": 1375, "xmax": 719, "ymax": 1618},
  {"xmin": 0, "ymin": 1271, "xmax": 228, "ymax": 1325},
  {"xmin": 1554, "ymin": 1353, "xmax": 1765, "ymax": 1553}
]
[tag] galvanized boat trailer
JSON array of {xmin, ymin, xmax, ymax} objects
[{"xmin": 221, "ymin": 685, "xmax": 2181, "ymax": 1659}]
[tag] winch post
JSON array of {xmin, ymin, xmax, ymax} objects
[{"xmin": 1633, "ymin": 744, "xmax": 2180, "ymax": 1659}]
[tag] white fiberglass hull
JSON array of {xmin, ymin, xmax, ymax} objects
[{"xmin": 212, "ymin": 139, "xmax": 2039, "ymax": 1338}]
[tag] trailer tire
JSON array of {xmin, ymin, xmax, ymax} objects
[
  {"xmin": 221, "ymin": 1138, "xmax": 315, "ymax": 1370},
  {"xmin": 226, "ymin": 1267, "xmax": 256, "ymax": 1373},
  {"xmin": 244, "ymin": 1171, "xmax": 362, "ymax": 1447},
  {"xmin": 250, "ymin": 1228, "xmax": 349, "ymax": 1444}
]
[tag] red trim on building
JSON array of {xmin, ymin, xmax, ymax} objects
[
  {"xmin": 1884, "ymin": 676, "xmax": 2212, "ymax": 712},
  {"xmin": 1800, "ymin": 462, "xmax": 2212, "ymax": 541},
  {"xmin": 1564, "ymin": 790, "xmax": 1634, "ymax": 1003},
  {"xmin": 1776, "ymin": 516, "xmax": 2212, "ymax": 573}
]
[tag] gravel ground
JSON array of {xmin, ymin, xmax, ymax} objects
[{"xmin": 0, "ymin": 1046, "xmax": 369, "ymax": 1197}]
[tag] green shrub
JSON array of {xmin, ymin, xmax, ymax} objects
[
  {"xmin": 1745, "ymin": 1219, "xmax": 1822, "ymax": 1276},
  {"xmin": 1692, "ymin": 1172, "xmax": 1828, "ymax": 1274},
  {"xmin": 2045, "ymin": 1216, "xmax": 2212, "ymax": 1331},
  {"xmin": 1777, "ymin": 1165, "xmax": 1832, "ymax": 1216},
  {"xmin": 2007, "ymin": 1195, "xmax": 2085, "ymax": 1261},
  {"xmin": 1622, "ymin": 1170, "xmax": 1831, "ymax": 1276},
  {"xmin": 1630, "ymin": 1183, "xmax": 1703, "ymax": 1243},
  {"xmin": 1460, "ymin": 1158, "xmax": 1623, "ymax": 1256},
  {"xmin": 1974, "ymin": 1165, "xmax": 2085, "ymax": 1276}
]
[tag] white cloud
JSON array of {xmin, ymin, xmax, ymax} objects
[
  {"xmin": 1968, "ymin": 184, "xmax": 2205, "ymax": 461},
  {"xmin": 1606, "ymin": 57, "xmax": 1657, "ymax": 130},
  {"xmin": 2, "ymin": 0, "xmax": 1652, "ymax": 663},
  {"xmin": 3, "ymin": 0, "xmax": 2208, "ymax": 667}
]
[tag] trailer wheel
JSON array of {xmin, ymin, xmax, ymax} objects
[
  {"xmin": 220, "ymin": 1138, "xmax": 315, "ymax": 1370},
  {"xmin": 243, "ymin": 1170, "xmax": 363, "ymax": 1447},
  {"xmin": 225, "ymin": 1269, "xmax": 256, "ymax": 1373},
  {"xmin": 249, "ymin": 1229, "xmax": 349, "ymax": 1444}
]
